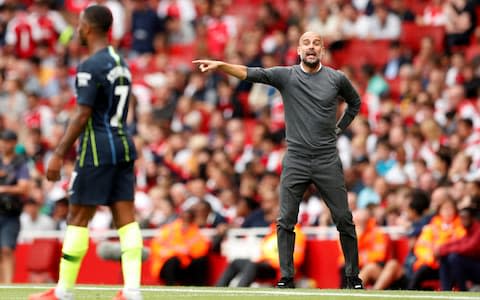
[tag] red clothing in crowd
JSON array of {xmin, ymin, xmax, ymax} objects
[
  {"xmin": 5, "ymin": 12, "xmax": 41, "ymax": 59},
  {"xmin": 438, "ymin": 220, "xmax": 480, "ymax": 260}
]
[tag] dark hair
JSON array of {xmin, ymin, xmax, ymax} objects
[
  {"xmin": 83, "ymin": 5, "xmax": 113, "ymax": 33},
  {"xmin": 459, "ymin": 118, "xmax": 474, "ymax": 129},
  {"xmin": 436, "ymin": 146, "xmax": 453, "ymax": 169},
  {"xmin": 409, "ymin": 189, "xmax": 430, "ymax": 216}
]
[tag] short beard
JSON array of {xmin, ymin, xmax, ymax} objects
[{"xmin": 302, "ymin": 57, "xmax": 320, "ymax": 69}]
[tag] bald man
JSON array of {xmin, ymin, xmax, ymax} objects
[{"xmin": 193, "ymin": 32, "xmax": 362, "ymax": 289}]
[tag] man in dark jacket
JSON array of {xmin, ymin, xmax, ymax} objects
[
  {"xmin": 437, "ymin": 207, "xmax": 480, "ymax": 291},
  {"xmin": 0, "ymin": 129, "xmax": 30, "ymax": 283}
]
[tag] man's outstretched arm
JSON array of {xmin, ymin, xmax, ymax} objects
[{"xmin": 192, "ymin": 59, "xmax": 247, "ymax": 80}]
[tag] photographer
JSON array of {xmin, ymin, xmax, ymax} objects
[{"xmin": 0, "ymin": 130, "xmax": 30, "ymax": 283}]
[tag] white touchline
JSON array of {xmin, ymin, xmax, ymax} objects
[{"xmin": 1, "ymin": 286, "xmax": 478, "ymax": 300}]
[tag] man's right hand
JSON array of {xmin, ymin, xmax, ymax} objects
[
  {"xmin": 46, "ymin": 153, "xmax": 63, "ymax": 181},
  {"xmin": 192, "ymin": 59, "xmax": 247, "ymax": 80},
  {"xmin": 192, "ymin": 59, "xmax": 223, "ymax": 73}
]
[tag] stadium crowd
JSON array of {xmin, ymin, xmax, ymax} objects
[{"xmin": 0, "ymin": 0, "xmax": 479, "ymax": 291}]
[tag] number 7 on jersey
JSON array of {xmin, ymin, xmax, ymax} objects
[{"xmin": 110, "ymin": 85, "xmax": 129, "ymax": 127}]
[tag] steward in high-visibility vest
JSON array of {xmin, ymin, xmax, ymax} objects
[
  {"xmin": 339, "ymin": 213, "xmax": 389, "ymax": 268},
  {"xmin": 150, "ymin": 215, "xmax": 210, "ymax": 281},
  {"xmin": 407, "ymin": 199, "xmax": 466, "ymax": 290},
  {"xmin": 413, "ymin": 214, "xmax": 465, "ymax": 271},
  {"xmin": 258, "ymin": 223, "xmax": 306, "ymax": 271}
]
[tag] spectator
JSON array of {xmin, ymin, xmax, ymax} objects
[
  {"xmin": 163, "ymin": 5, "xmax": 195, "ymax": 45},
  {"xmin": 438, "ymin": 206, "xmax": 480, "ymax": 291},
  {"xmin": 50, "ymin": 194, "xmax": 68, "ymax": 230},
  {"xmin": 5, "ymin": 7, "xmax": 41, "ymax": 59},
  {"xmin": 383, "ymin": 41, "xmax": 410, "ymax": 80},
  {"xmin": 242, "ymin": 189, "xmax": 279, "ymax": 228},
  {"xmin": 0, "ymin": 74, "xmax": 28, "ymax": 127},
  {"xmin": 337, "ymin": 2, "xmax": 363, "ymax": 40},
  {"xmin": 362, "ymin": 64, "xmax": 389, "ymax": 98},
  {"xmin": 126, "ymin": 0, "xmax": 164, "ymax": 56},
  {"xmin": 389, "ymin": 0, "xmax": 415, "ymax": 22},
  {"xmin": 357, "ymin": 165, "xmax": 381, "ymax": 208},
  {"xmin": 417, "ymin": 0, "xmax": 447, "ymax": 26},
  {"xmin": 0, "ymin": 129, "xmax": 30, "ymax": 283},
  {"xmin": 201, "ymin": 0, "xmax": 237, "ymax": 60},
  {"xmin": 358, "ymin": 4, "xmax": 401, "ymax": 40},
  {"xmin": 20, "ymin": 198, "xmax": 55, "ymax": 231},
  {"xmin": 30, "ymin": 0, "xmax": 68, "ymax": 53},
  {"xmin": 408, "ymin": 198, "xmax": 465, "ymax": 290},
  {"xmin": 150, "ymin": 209, "xmax": 210, "ymax": 286},
  {"xmin": 444, "ymin": 0, "xmax": 476, "ymax": 51},
  {"xmin": 146, "ymin": 186, "xmax": 177, "ymax": 228},
  {"xmin": 384, "ymin": 146, "xmax": 409, "ymax": 186},
  {"xmin": 343, "ymin": 207, "xmax": 389, "ymax": 288},
  {"xmin": 216, "ymin": 223, "xmax": 306, "ymax": 287},
  {"xmin": 306, "ymin": 4, "xmax": 340, "ymax": 44},
  {"xmin": 94, "ymin": 0, "xmax": 127, "ymax": 47},
  {"xmin": 231, "ymin": 196, "xmax": 258, "ymax": 228}
]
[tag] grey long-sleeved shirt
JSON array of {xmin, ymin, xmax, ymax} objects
[{"xmin": 246, "ymin": 65, "xmax": 361, "ymax": 154}]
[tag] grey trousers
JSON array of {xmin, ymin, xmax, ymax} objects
[{"xmin": 277, "ymin": 150, "xmax": 359, "ymax": 278}]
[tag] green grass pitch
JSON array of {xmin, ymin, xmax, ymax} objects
[{"xmin": 1, "ymin": 285, "xmax": 479, "ymax": 300}]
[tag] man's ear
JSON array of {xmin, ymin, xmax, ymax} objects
[{"xmin": 297, "ymin": 46, "xmax": 301, "ymax": 56}]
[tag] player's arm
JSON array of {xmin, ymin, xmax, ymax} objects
[
  {"xmin": 46, "ymin": 105, "xmax": 92, "ymax": 181},
  {"xmin": 192, "ymin": 59, "xmax": 247, "ymax": 80},
  {"xmin": 336, "ymin": 73, "xmax": 361, "ymax": 133},
  {"xmin": 54, "ymin": 104, "xmax": 93, "ymax": 157}
]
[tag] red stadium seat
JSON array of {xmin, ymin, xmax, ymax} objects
[
  {"xmin": 386, "ymin": 78, "xmax": 401, "ymax": 101},
  {"xmin": 465, "ymin": 44, "xmax": 480, "ymax": 62},
  {"xmin": 331, "ymin": 39, "xmax": 390, "ymax": 72},
  {"xmin": 391, "ymin": 238, "xmax": 410, "ymax": 264},
  {"xmin": 476, "ymin": 6, "xmax": 480, "ymax": 26},
  {"xmin": 401, "ymin": 0, "xmax": 429, "ymax": 16},
  {"xmin": 26, "ymin": 238, "xmax": 61, "ymax": 283},
  {"xmin": 304, "ymin": 240, "xmax": 341, "ymax": 288},
  {"xmin": 206, "ymin": 254, "xmax": 228, "ymax": 286},
  {"xmin": 400, "ymin": 23, "xmax": 445, "ymax": 53}
]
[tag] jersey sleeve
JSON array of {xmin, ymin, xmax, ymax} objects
[
  {"xmin": 246, "ymin": 67, "xmax": 289, "ymax": 89},
  {"xmin": 75, "ymin": 60, "xmax": 100, "ymax": 107}
]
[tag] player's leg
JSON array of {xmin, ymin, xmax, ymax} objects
[
  {"xmin": 110, "ymin": 161, "xmax": 142, "ymax": 300},
  {"xmin": 30, "ymin": 164, "xmax": 113, "ymax": 300},
  {"xmin": 57, "ymin": 204, "xmax": 96, "ymax": 296},
  {"xmin": 312, "ymin": 152, "xmax": 362, "ymax": 288},
  {"xmin": 29, "ymin": 204, "xmax": 96, "ymax": 300},
  {"xmin": 277, "ymin": 151, "xmax": 310, "ymax": 287}
]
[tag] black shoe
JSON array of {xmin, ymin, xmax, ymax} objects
[
  {"xmin": 277, "ymin": 277, "xmax": 295, "ymax": 288},
  {"xmin": 346, "ymin": 276, "xmax": 364, "ymax": 289}
]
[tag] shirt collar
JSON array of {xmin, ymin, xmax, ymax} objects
[{"xmin": 300, "ymin": 63, "xmax": 322, "ymax": 74}]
